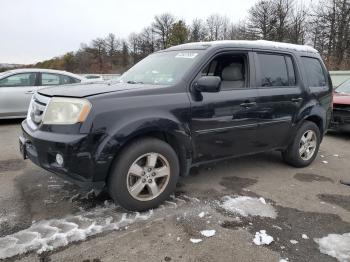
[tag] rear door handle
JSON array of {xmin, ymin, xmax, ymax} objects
[
  {"xmin": 291, "ymin": 98, "xmax": 303, "ymax": 103},
  {"xmin": 240, "ymin": 101, "xmax": 257, "ymax": 108}
]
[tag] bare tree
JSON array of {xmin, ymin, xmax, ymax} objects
[
  {"xmin": 247, "ymin": 1, "xmax": 275, "ymax": 40},
  {"xmin": 189, "ymin": 18, "xmax": 208, "ymax": 41},
  {"xmin": 91, "ymin": 38, "xmax": 107, "ymax": 73},
  {"xmin": 152, "ymin": 13, "xmax": 175, "ymax": 49},
  {"xmin": 206, "ymin": 14, "xmax": 225, "ymax": 40}
]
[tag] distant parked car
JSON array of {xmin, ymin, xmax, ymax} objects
[
  {"xmin": 331, "ymin": 79, "xmax": 350, "ymax": 132},
  {"xmin": 0, "ymin": 68, "xmax": 85, "ymax": 119},
  {"xmin": 82, "ymin": 74, "xmax": 104, "ymax": 82},
  {"xmin": 82, "ymin": 74, "xmax": 121, "ymax": 82}
]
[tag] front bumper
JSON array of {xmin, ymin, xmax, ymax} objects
[
  {"xmin": 330, "ymin": 109, "xmax": 350, "ymax": 132},
  {"xmin": 20, "ymin": 120, "xmax": 107, "ymax": 190}
]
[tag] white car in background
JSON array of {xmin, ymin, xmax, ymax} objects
[{"xmin": 0, "ymin": 68, "xmax": 85, "ymax": 119}]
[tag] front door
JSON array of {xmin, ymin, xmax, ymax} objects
[
  {"xmin": 0, "ymin": 72, "xmax": 38, "ymax": 118},
  {"xmin": 190, "ymin": 51, "xmax": 260, "ymax": 162}
]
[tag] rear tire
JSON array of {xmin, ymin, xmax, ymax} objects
[
  {"xmin": 282, "ymin": 121, "xmax": 321, "ymax": 167},
  {"xmin": 108, "ymin": 138, "xmax": 179, "ymax": 211}
]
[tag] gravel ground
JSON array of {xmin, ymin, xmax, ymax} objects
[{"xmin": 0, "ymin": 119, "xmax": 349, "ymax": 262}]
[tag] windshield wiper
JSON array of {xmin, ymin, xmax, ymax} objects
[{"xmin": 126, "ymin": 80, "xmax": 144, "ymax": 84}]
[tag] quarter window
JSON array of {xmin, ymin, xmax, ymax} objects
[
  {"xmin": 0, "ymin": 73, "xmax": 37, "ymax": 87},
  {"xmin": 302, "ymin": 57, "xmax": 327, "ymax": 87}
]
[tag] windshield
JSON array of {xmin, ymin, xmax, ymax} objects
[
  {"xmin": 336, "ymin": 79, "xmax": 350, "ymax": 94},
  {"xmin": 120, "ymin": 50, "xmax": 203, "ymax": 85}
]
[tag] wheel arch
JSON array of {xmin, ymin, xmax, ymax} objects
[{"xmin": 95, "ymin": 118, "xmax": 193, "ymax": 184}]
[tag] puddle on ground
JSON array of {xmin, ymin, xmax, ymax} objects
[
  {"xmin": 318, "ymin": 194, "xmax": 350, "ymax": 212},
  {"xmin": 294, "ymin": 173, "xmax": 334, "ymax": 183}
]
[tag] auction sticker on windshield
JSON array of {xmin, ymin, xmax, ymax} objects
[{"xmin": 175, "ymin": 52, "xmax": 198, "ymax": 59}]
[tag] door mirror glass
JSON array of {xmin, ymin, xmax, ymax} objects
[{"xmin": 194, "ymin": 76, "xmax": 221, "ymax": 93}]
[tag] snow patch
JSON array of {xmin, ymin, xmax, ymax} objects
[
  {"xmin": 290, "ymin": 240, "xmax": 298, "ymax": 244},
  {"xmin": 259, "ymin": 197, "xmax": 267, "ymax": 205},
  {"xmin": 198, "ymin": 212, "xmax": 206, "ymax": 218},
  {"xmin": 190, "ymin": 238, "xmax": 202, "ymax": 244},
  {"xmin": 0, "ymin": 204, "xmax": 153, "ymax": 259},
  {"xmin": 322, "ymin": 161, "xmax": 329, "ymax": 164},
  {"xmin": 302, "ymin": 234, "xmax": 309, "ymax": 239},
  {"xmin": 315, "ymin": 233, "xmax": 350, "ymax": 262},
  {"xmin": 253, "ymin": 230, "xmax": 274, "ymax": 246},
  {"xmin": 220, "ymin": 196, "xmax": 277, "ymax": 218},
  {"xmin": 200, "ymin": 230, "xmax": 216, "ymax": 238}
]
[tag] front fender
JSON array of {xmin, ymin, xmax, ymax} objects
[{"xmin": 93, "ymin": 116, "xmax": 192, "ymax": 182}]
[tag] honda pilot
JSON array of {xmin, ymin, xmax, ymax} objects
[{"xmin": 20, "ymin": 40, "xmax": 333, "ymax": 211}]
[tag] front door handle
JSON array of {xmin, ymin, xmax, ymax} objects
[
  {"xmin": 240, "ymin": 101, "xmax": 257, "ymax": 108},
  {"xmin": 291, "ymin": 97, "xmax": 303, "ymax": 103},
  {"xmin": 25, "ymin": 90, "xmax": 35, "ymax": 94}
]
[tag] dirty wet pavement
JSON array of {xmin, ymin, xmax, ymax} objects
[{"xmin": 1, "ymin": 120, "xmax": 350, "ymax": 262}]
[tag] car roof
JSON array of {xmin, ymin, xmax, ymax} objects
[
  {"xmin": 166, "ymin": 40, "xmax": 318, "ymax": 54},
  {"xmin": 0, "ymin": 68, "xmax": 83, "ymax": 79}
]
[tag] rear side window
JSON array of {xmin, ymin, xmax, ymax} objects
[
  {"xmin": 302, "ymin": 57, "xmax": 327, "ymax": 87},
  {"xmin": 41, "ymin": 73, "xmax": 60, "ymax": 86},
  {"xmin": 257, "ymin": 54, "xmax": 292, "ymax": 87}
]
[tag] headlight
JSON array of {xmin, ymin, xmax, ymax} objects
[{"xmin": 42, "ymin": 97, "xmax": 92, "ymax": 125}]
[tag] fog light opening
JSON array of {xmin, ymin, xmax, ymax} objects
[{"xmin": 56, "ymin": 153, "xmax": 64, "ymax": 166}]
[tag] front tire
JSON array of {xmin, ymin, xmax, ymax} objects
[
  {"xmin": 282, "ymin": 121, "xmax": 321, "ymax": 167},
  {"xmin": 108, "ymin": 138, "xmax": 179, "ymax": 211}
]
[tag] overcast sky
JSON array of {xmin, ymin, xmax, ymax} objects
[{"xmin": 0, "ymin": 0, "xmax": 260, "ymax": 64}]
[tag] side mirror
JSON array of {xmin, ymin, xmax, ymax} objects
[{"xmin": 193, "ymin": 76, "xmax": 221, "ymax": 93}]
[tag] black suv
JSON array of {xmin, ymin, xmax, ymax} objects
[{"xmin": 20, "ymin": 40, "xmax": 332, "ymax": 211}]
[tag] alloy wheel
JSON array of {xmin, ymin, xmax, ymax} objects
[{"xmin": 126, "ymin": 152, "xmax": 170, "ymax": 201}]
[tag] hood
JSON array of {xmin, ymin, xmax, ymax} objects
[
  {"xmin": 38, "ymin": 82, "xmax": 155, "ymax": 98},
  {"xmin": 333, "ymin": 92, "xmax": 350, "ymax": 105}
]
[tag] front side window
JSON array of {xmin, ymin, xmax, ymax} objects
[
  {"xmin": 41, "ymin": 73, "xmax": 60, "ymax": 86},
  {"xmin": 0, "ymin": 73, "xmax": 37, "ymax": 87},
  {"xmin": 120, "ymin": 50, "xmax": 203, "ymax": 85},
  {"xmin": 302, "ymin": 57, "xmax": 327, "ymax": 87},
  {"xmin": 257, "ymin": 54, "xmax": 289, "ymax": 87},
  {"xmin": 200, "ymin": 53, "xmax": 248, "ymax": 90}
]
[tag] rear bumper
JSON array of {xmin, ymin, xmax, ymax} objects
[{"xmin": 20, "ymin": 120, "xmax": 107, "ymax": 190}]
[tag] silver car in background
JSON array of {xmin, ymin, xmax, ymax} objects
[{"xmin": 0, "ymin": 68, "xmax": 85, "ymax": 119}]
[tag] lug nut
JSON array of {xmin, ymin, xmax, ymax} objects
[
  {"xmin": 152, "ymin": 172, "xmax": 156, "ymax": 176},
  {"xmin": 148, "ymin": 179, "xmax": 152, "ymax": 183},
  {"xmin": 142, "ymin": 179, "xmax": 146, "ymax": 183},
  {"xmin": 148, "ymin": 168, "xmax": 152, "ymax": 172},
  {"xmin": 142, "ymin": 171, "xmax": 146, "ymax": 176}
]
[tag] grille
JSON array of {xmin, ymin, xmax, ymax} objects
[
  {"xmin": 333, "ymin": 104, "xmax": 350, "ymax": 112},
  {"xmin": 28, "ymin": 93, "xmax": 50, "ymax": 126}
]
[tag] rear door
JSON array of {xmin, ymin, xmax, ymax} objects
[
  {"xmin": 253, "ymin": 52, "xmax": 304, "ymax": 150},
  {"xmin": 0, "ymin": 72, "xmax": 38, "ymax": 118}
]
